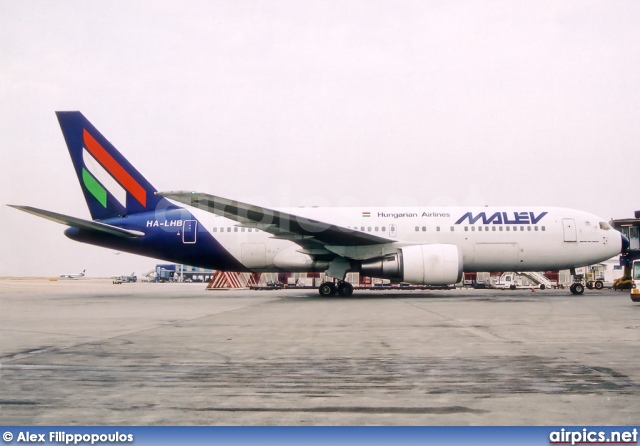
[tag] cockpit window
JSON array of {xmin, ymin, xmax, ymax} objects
[{"xmin": 599, "ymin": 222, "xmax": 612, "ymax": 230}]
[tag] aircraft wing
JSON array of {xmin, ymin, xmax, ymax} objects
[
  {"xmin": 8, "ymin": 205, "xmax": 145, "ymax": 238},
  {"xmin": 157, "ymin": 191, "xmax": 393, "ymax": 246}
]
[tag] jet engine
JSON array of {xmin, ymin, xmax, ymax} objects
[{"xmin": 359, "ymin": 244, "xmax": 463, "ymax": 285}]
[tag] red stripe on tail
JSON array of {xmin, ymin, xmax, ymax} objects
[{"xmin": 83, "ymin": 129, "xmax": 147, "ymax": 207}]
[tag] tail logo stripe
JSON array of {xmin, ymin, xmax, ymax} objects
[
  {"xmin": 81, "ymin": 167, "xmax": 107, "ymax": 208},
  {"xmin": 83, "ymin": 129, "xmax": 147, "ymax": 207},
  {"xmin": 82, "ymin": 148, "xmax": 127, "ymax": 208}
]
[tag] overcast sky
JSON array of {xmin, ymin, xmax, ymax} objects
[{"xmin": 1, "ymin": 1, "xmax": 639, "ymax": 277}]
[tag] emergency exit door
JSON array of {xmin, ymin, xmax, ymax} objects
[{"xmin": 562, "ymin": 218, "xmax": 577, "ymax": 242}]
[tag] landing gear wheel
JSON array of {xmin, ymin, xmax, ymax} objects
[
  {"xmin": 338, "ymin": 282, "xmax": 354, "ymax": 297},
  {"xmin": 318, "ymin": 282, "xmax": 337, "ymax": 296},
  {"xmin": 570, "ymin": 283, "xmax": 585, "ymax": 295},
  {"xmin": 540, "ymin": 284, "xmax": 546, "ymax": 290},
  {"xmin": 595, "ymin": 281, "xmax": 604, "ymax": 290}
]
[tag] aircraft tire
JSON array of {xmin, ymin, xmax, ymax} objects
[
  {"xmin": 319, "ymin": 282, "xmax": 336, "ymax": 296},
  {"xmin": 338, "ymin": 282, "xmax": 354, "ymax": 297},
  {"xmin": 595, "ymin": 281, "xmax": 604, "ymax": 290},
  {"xmin": 570, "ymin": 283, "xmax": 577, "ymax": 294},
  {"xmin": 574, "ymin": 283, "xmax": 585, "ymax": 295},
  {"xmin": 540, "ymin": 284, "xmax": 546, "ymax": 290}
]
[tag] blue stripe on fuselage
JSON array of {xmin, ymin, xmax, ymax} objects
[{"xmin": 64, "ymin": 208, "xmax": 247, "ymax": 271}]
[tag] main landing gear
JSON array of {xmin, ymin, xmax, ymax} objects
[
  {"xmin": 569, "ymin": 283, "xmax": 585, "ymax": 295},
  {"xmin": 318, "ymin": 281, "xmax": 354, "ymax": 297}
]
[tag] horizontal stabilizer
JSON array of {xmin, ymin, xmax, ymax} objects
[{"xmin": 7, "ymin": 205, "xmax": 145, "ymax": 238}]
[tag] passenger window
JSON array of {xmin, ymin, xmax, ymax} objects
[
  {"xmin": 506, "ymin": 227, "xmax": 510, "ymax": 231},
  {"xmin": 450, "ymin": 226, "xmax": 455, "ymax": 231},
  {"xmin": 437, "ymin": 226, "xmax": 440, "ymax": 231},
  {"xmin": 478, "ymin": 227, "xmax": 482, "ymax": 232},
  {"xmin": 499, "ymin": 227, "xmax": 503, "ymax": 231},
  {"xmin": 361, "ymin": 227, "xmax": 365, "ymax": 231},
  {"xmin": 234, "ymin": 227, "xmax": 238, "ymax": 232},
  {"xmin": 382, "ymin": 226, "xmax": 386, "ymax": 232},
  {"xmin": 527, "ymin": 226, "xmax": 531, "ymax": 231},
  {"xmin": 241, "ymin": 228, "xmax": 245, "ymax": 232},
  {"xmin": 415, "ymin": 226, "xmax": 419, "ymax": 232},
  {"xmin": 375, "ymin": 227, "xmax": 379, "ymax": 232},
  {"xmin": 212, "ymin": 227, "xmax": 217, "ymax": 232},
  {"xmin": 422, "ymin": 226, "xmax": 426, "ymax": 231},
  {"xmin": 227, "ymin": 227, "xmax": 231, "ymax": 232},
  {"xmin": 520, "ymin": 226, "xmax": 524, "ymax": 231},
  {"xmin": 464, "ymin": 227, "xmax": 468, "ymax": 231},
  {"xmin": 492, "ymin": 227, "xmax": 496, "ymax": 231},
  {"xmin": 248, "ymin": 228, "xmax": 252, "ymax": 232},
  {"xmin": 535, "ymin": 226, "xmax": 538, "ymax": 231},
  {"xmin": 471, "ymin": 227, "xmax": 475, "ymax": 231}
]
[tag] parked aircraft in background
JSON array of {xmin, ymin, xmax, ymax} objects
[
  {"xmin": 59, "ymin": 269, "xmax": 85, "ymax": 279},
  {"xmin": 9, "ymin": 112, "xmax": 630, "ymax": 296}
]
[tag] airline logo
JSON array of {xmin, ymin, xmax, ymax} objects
[
  {"xmin": 80, "ymin": 129, "xmax": 146, "ymax": 208},
  {"xmin": 455, "ymin": 211, "xmax": 548, "ymax": 225}
]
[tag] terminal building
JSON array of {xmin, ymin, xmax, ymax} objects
[
  {"xmin": 154, "ymin": 264, "xmax": 214, "ymax": 283},
  {"xmin": 611, "ymin": 211, "xmax": 640, "ymax": 264}
]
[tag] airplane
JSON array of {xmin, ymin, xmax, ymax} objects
[
  {"xmin": 59, "ymin": 269, "xmax": 85, "ymax": 279},
  {"xmin": 9, "ymin": 112, "xmax": 630, "ymax": 297}
]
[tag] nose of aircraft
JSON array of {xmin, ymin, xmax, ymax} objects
[{"xmin": 621, "ymin": 233, "xmax": 630, "ymax": 252}]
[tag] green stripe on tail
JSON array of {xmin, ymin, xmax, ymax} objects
[{"xmin": 82, "ymin": 167, "xmax": 107, "ymax": 208}]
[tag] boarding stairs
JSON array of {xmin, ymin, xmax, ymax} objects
[{"xmin": 516, "ymin": 271, "xmax": 554, "ymax": 289}]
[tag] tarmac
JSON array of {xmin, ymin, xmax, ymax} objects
[{"xmin": 0, "ymin": 278, "xmax": 639, "ymax": 425}]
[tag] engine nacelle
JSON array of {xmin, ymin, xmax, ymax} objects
[
  {"xmin": 360, "ymin": 244, "xmax": 463, "ymax": 285},
  {"xmin": 400, "ymin": 244, "xmax": 463, "ymax": 285}
]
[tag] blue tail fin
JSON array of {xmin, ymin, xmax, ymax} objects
[{"xmin": 56, "ymin": 111, "xmax": 171, "ymax": 220}]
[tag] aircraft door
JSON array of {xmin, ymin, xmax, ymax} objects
[
  {"xmin": 562, "ymin": 218, "xmax": 577, "ymax": 242},
  {"xmin": 389, "ymin": 224, "xmax": 397, "ymax": 237},
  {"xmin": 183, "ymin": 220, "xmax": 197, "ymax": 244}
]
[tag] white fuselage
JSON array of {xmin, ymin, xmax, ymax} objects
[{"xmin": 187, "ymin": 206, "xmax": 622, "ymax": 273}]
